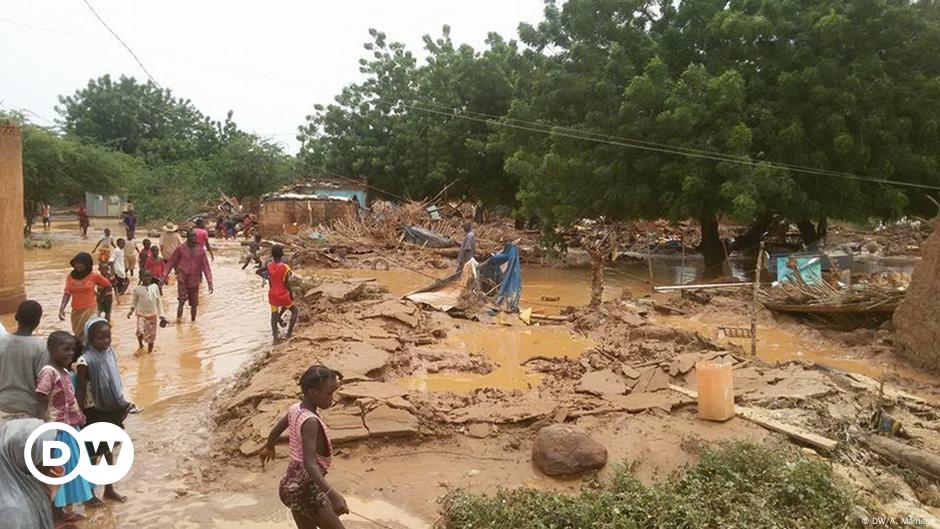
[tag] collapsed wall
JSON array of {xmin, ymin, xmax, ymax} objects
[{"xmin": 893, "ymin": 218, "xmax": 940, "ymax": 370}]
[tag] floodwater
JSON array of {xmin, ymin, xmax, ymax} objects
[
  {"xmin": 398, "ymin": 326, "xmax": 595, "ymax": 393},
  {"xmin": 6, "ymin": 221, "xmax": 270, "ymax": 409},
  {"xmin": 7, "ymin": 221, "xmax": 430, "ymax": 528}
]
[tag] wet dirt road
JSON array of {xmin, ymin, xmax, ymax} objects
[{"xmin": 7, "ymin": 223, "xmax": 430, "ymax": 528}]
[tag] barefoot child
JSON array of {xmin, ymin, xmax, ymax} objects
[
  {"xmin": 127, "ymin": 271, "xmax": 166, "ymax": 353},
  {"xmin": 36, "ymin": 331, "xmax": 94, "ymax": 521},
  {"xmin": 260, "ymin": 366, "xmax": 348, "ymax": 529},
  {"xmin": 75, "ymin": 318, "xmax": 131, "ymax": 505},
  {"xmin": 124, "ymin": 240, "xmax": 139, "ymax": 278},
  {"xmin": 138, "ymin": 239, "xmax": 152, "ymax": 273},
  {"xmin": 91, "ymin": 228, "xmax": 115, "ymax": 263},
  {"xmin": 96, "ymin": 262, "xmax": 115, "ymax": 322},
  {"xmin": 110, "ymin": 239, "xmax": 129, "ymax": 295},
  {"xmin": 145, "ymin": 246, "xmax": 166, "ymax": 295},
  {"xmin": 265, "ymin": 245, "xmax": 299, "ymax": 342}
]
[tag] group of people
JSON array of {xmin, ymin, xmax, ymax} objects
[
  {"xmin": 0, "ymin": 301, "xmax": 132, "ymax": 529},
  {"xmin": 1, "ymin": 211, "xmax": 356, "ymax": 529}
]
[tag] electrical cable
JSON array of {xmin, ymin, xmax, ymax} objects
[{"xmin": 80, "ymin": 0, "xmax": 162, "ymax": 88}]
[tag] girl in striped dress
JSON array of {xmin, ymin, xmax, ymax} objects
[{"xmin": 260, "ymin": 365, "xmax": 347, "ymax": 529}]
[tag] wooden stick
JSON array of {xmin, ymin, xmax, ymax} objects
[
  {"xmin": 859, "ymin": 434, "xmax": 940, "ymax": 482},
  {"xmin": 751, "ymin": 242, "xmax": 764, "ymax": 356}
]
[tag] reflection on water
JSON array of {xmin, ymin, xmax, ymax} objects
[{"xmin": 398, "ymin": 326, "xmax": 594, "ymax": 393}]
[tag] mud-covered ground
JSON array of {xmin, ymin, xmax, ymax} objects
[{"xmin": 11, "ymin": 218, "xmax": 940, "ymax": 527}]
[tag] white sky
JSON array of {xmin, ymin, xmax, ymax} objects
[{"xmin": 0, "ymin": 0, "xmax": 547, "ymax": 153}]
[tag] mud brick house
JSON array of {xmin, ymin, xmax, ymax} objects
[{"xmin": 258, "ymin": 178, "xmax": 367, "ymax": 237}]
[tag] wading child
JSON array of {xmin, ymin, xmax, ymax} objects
[
  {"xmin": 96, "ymin": 262, "xmax": 115, "ymax": 322},
  {"xmin": 92, "ymin": 228, "xmax": 115, "ymax": 263},
  {"xmin": 138, "ymin": 239, "xmax": 152, "ymax": 273},
  {"xmin": 76, "ymin": 318, "xmax": 131, "ymax": 505},
  {"xmin": 36, "ymin": 331, "xmax": 94, "ymax": 518},
  {"xmin": 265, "ymin": 245, "xmax": 299, "ymax": 342},
  {"xmin": 127, "ymin": 271, "xmax": 166, "ymax": 353},
  {"xmin": 145, "ymin": 246, "xmax": 165, "ymax": 295},
  {"xmin": 241, "ymin": 234, "xmax": 263, "ymax": 270},
  {"xmin": 110, "ymin": 238, "xmax": 129, "ymax": 295},
  {"xmin": 260, "ymin": 365, "xmax": 348, "ymax": 529},
  {"xmin": 78, "ymin": 206, "xmax": 89, "ymax": 238},
  {"xmin": 124, "ymin": 239, "xmax": 139, "ymax": 278}
]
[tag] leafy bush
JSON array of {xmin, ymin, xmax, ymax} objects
[{"xmin": 441, "ymin": 441, "xmax": 855, "ymax": 529}]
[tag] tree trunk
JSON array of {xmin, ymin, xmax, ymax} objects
[
  {"xmin": 589, "ymin": 251, "xmax": 604, "ymax": 308},
  {"xmin": 698, "ymin": 214, "xmax": 726, "ymax": 279},
  {"xmin": 728, "ymin": 215, "xmax": 776, "ymax": 253},
  {"xmin": 796, "ymin": 220, "xmax": 822, "ymax": 248}
]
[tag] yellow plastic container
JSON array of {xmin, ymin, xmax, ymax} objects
[{"xmin": 696, "ymin": 361, "xmax": 735, "ymax": 421}]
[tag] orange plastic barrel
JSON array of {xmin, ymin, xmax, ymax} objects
[{"xmin": 696, "ymin": 361, "xmax": 735, "ymax": 421}]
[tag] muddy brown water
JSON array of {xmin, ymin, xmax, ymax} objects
[{"xmin": 7, "ymin": 222, "xmax": 428, "ymax": 528}]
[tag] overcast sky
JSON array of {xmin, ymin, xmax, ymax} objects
[{"xmin": 0, "ymin": 0, "xmax": 547, "ymax": 153}]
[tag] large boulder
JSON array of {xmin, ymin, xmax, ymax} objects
[{"xmin": 532, "ymin": 424, "xmax": 607, "ymax": 476}]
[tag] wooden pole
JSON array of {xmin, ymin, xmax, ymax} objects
[
  {"xmin": 680, "ymin": 233, "xmax": 686, "ymax": 299},
  {"xmin": 647, "ymin": 239, "xmax": 655, "ymax": 289},
  {"xmin": 750, "ymin": 242, "xmax": 764, "ymax": 356}
]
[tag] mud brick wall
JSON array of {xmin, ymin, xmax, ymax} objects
[
  {"xmin": 893, "ymin": 218, "xmax": 940, "ymax": 369},
  {"xmin": 258, "ymin": 199, "xmax": 357, "ymax": 238},
  {"xmin": 0, "ymin": 122, "xmax": 25, "ymax": 313}
]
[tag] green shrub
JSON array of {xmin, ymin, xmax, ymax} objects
[{"xmin": 441, "ymin": 441, "xmax": 854, "ymax": 529}]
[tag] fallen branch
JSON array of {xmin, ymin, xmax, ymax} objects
[{"xmin": 859, "ymin": 434, "xmax": 940, "ymax": 482}]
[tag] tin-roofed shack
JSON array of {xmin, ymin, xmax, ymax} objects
[{"xmin": 258, "ymin": 178, "xmax": 367, "ymax": 237}]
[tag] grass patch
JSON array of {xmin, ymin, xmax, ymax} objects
[{"xmin": 441, "ymin": 441, "xmax": 855, "ymax": 529}]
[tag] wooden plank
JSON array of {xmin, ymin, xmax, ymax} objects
[
  {"xmin": 666, "ymin": 385, "xmax": 839, "ymax": 452},
  {"xmin": 654, "ymin": 282, "xmax": 753, "ymax": 292},
  {"xmin": 736, "ymin": 406, "xmax": 839, "ymax": 452}
]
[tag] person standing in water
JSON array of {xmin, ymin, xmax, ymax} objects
[
  {"xmin": 158, "ymin": 224, "xmax": 183, "ymax": 267},
  {"xmin": 36, "ymin": 331, "xmax": 94, "ymax": 520},
  {"xmin": 163, "ymin": 230, "xmax": 213, "ymax": 322},
  {"xmin": 91, "ymin": 228, "xmax": 115, "ymax": 264},
  {"xmin": 127, "ymin": 271, "xmax": 166, "ymax": 353},
  {"xmin": 41, "ymin": 203, "xmax": 51, "ymax": 231},
  {"xmin": 0, "ymin": 301, "xmax": 47, "ymax": 421},
  {"xmin": 59, "ymin": 252, "xmax": 111, "ymax": 341},
  {"xmin": 0, "ymin": 418, "xmax": 59, "ymax": 529},
  {"xmin": 75, "ymin": 317, "xmax": 131, "ymax": 505},
  {"xmin": 123, "ymin": 210, "xmax": 137, "ymax": 241},
  {"xmin": 193, "ymin": 218, "xmax": 215, "ymax": 260},
  {"xmin": 78, "ymin": 206, "xmax": 89, "ymax": 238},
  {"xmin": 260, "ymin": 365, "xmax": 348, "ymax": 529},
  {"xmin": 124, "ymin": 238, "xmax": 139, "ymax": 278},
  {"xmin": 265, "ymin": 245, "xmax": 299, "ymax": 342},
  {"xmin": 110, "ymin": 238, "xmax": 129, "ymax": 295},
  {"xmin": 456, "ymin": 221, "xmax": 476, "ymax": 272}
]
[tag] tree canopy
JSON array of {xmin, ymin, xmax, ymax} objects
[{"xmin": 301, "ymin": 0, "xmax": 940, "ymax": 274}]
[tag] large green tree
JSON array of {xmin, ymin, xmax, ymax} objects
[
  {"xmin": 298, "ymin": 27, "xmax": 523, "ymax": 208},
  {"xmin": 506, "ymin": 0, "xmax": 940, "ymax": 276}
]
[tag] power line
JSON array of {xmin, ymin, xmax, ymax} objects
[
  {"xmin": 370, "ymin": 98, "xmax": 940, "ymax": 192},
  {"xmin": 80, "ymin": 0, "xmax": 162, "ymax": 88}
]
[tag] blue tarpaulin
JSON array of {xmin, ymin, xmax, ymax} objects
[{"xmin": 479, "ymin": 243, "xmax": 522, "ymax": 311}]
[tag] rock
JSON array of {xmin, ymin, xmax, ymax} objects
[
  {"xmin": 532, "ymin": 424, "xmax": 607, "ymax": 476},
  {"xmin": 577, "ymin": 369, "xmax": 627, "ymax": 396},
  {"xmin": 674, "ymin": 352, "xmax": 701, "ymax": 375},
  {"xmin": 308, "ymin": 281, "xmax": 368, "ymax": 303},
  {"xmin": 323, "ymin": 406, "xmax": 370, "ymax": 444},
  {"xmin": 326, "ymin": 342, "xmax": 390, "ymax": 376},
  {"xmin": 632, "ymin": 366, "xmax": 671, "ymax": 393},
  {"xmin": 364, "ymin": 404, "xmax": 419, "ymax": 437},
  {"xmin": 362, "ymin": 299, "xmax": 419, "ymax": 328},
  {"xmin": 239, "ymin": 439, "xmax": 265, "ymax": 457},
  {"xmin": 385, "ymin": 395, "xmax": 416, "ymax": 412},
  {"xmin": 467, "ymin": 423, "xmax": 492, "ymax": 439},
  {"xmin": 620, "ymin": 364, "xmax": 640, "ymax": 379},
  {"xmin": 337, "ymin": 381, "xmax": 408, "ymax": 401}
]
